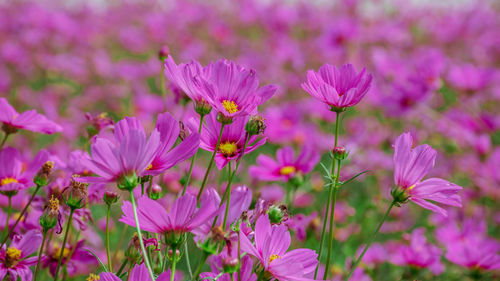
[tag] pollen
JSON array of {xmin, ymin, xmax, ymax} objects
[
  {"xmin": 49, "ymin": 195, "xmax": 60, "ymax": 212},
  {"xmin": 407, "ymin": 184, "xmax": 416, "ymax": 191},
  {"xmin": 6, "ymin": 247, "xmax": 21, "ymax": 260},
  {"xmin": 0, "ymin": 177, "xmax": 19, "ymax": 186},
  {"xmin": 219, "ymin": 142, "xmax": 238, "ymax": 156},
  {"xmin": 146, "ymin": 164, "xmax": 153, "ymax": 170},
  {"xmin": 87, "ymin": 273, "xmax": 100, "ymax": 281},
  {"xmin": 222, "ymin": 100, "xmax": 238, "ymax": 114},
  {"xmin": 280, "ymin": 165, "xmax": 296, "ymax": 176},
  {"xmin": 269, "ymin": 254, "xmax": 281, "ymax": 263},
  {"xmin": 51, "ymin": 245, "xmax": 71, "ymax": 260}
]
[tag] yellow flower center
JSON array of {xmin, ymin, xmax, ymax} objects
[
  {"xmin": 49, "ymin": 195, "xmax": 60, "ymax": 212},
  {"xmin": 280, "ymin": 166, "xmax": 296, "ymax": 176},
  {"xmin": 269, "ymin": 254, "xmax": 281, "ymax": 263},
  {"xmin": 219, "ymin": 142, "xmax": 238, "ymax": 156},
  {"xmin": 407, "ymin": 184, "xmax": 416, "ymax": 191},
  {"xmin": 87, "ymin": 273, "xmax": 100, "ymax": 281},
  {"xmin": 51, "ymin": 245, "xmax": 71, "ymax": 260},
  {"xmin": 0, "ymin": 177, "xmax": 18, "ymax": 186},
  {"xmin": 5, "ymin": 247, "xmax": 22, "ymax": 268},
  {"xmin": 222, "ymin": 100, "xmax": 238, "ymax": 114},
  {"xmin": 146, "ymin": 164, "xmax": 153, "ymax": 170}
]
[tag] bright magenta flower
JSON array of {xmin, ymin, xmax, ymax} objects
[
  {"xmin": 0, "ymin": 147, "xmax": 49, "ymax": 194},
  {"xmin": 302, "ymin": 64, "xmax": 372, "ymax": 110},
  {"xmin": 0, "ymin": 230, "xmax": 42, "ymax": 281},
  {"xmin": 100, "ymin": 263, "xmax": 173, "ymax": 281},
  {"xmin": 392, "ymin": 133, "xmax": 462, "ymax": 216},
  {"xmin": 0, "ymin": 98, "xmax": 62, "ymax": 134}
]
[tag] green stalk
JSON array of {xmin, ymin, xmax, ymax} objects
[
  {"xmin": 222, "ymin": 161, "xmax": 233, "ymax": 231},
  {"xmin": 105, "ymin": 203, "xmax": 113, "ymax": 271},
  {"xmin": 54, "ymin": 208, "xmax": 75, "ymax": 281},
  {"xmin": 346, "ymin": 200, "xmax": 395, "ymax": 280},
  {"xmin": 170, "ymin": 246, "xmax": 177, "ymax": 281},
  {"xmin": 183, "ymin": 241, "xmax": 193, "ymax": 279},
  {"xmin": 323, "ymin": 159, "xmax": 341, "ymax": 280},
  {"xmin": 2, "ymin": 195, "xmax": 12, "ymax": 242},
  {"xmin": 129, "ymin": 190, "xmax": 156, "ymax": 281},
  {"xmin": 182, "ymin": 115, "xmax": 205, "ymax": 195},
  {"xmin": 193, "ymin": 251, "xmax": 209, "ymax": 280},
  {"xmin": 0, "ymin": 133, "xmax": 9, "ymax": 150},
  {"xmin": 34, "ymin": 229, "xmax": 48, "ymax": 281},
  {"xmin": 160, "ymin": 60, "xmax": 167, "ymax": 109},
  {"xmin": 198, "ymin": 124, "xmax": 225, "ymax": 201},
  {"xmin": 315, "ymin": 111, "xmax": 341, "ymax": 279},
  {"xmin": 0, "ymin": 185, "xmax": 42, "ymax": 248}
]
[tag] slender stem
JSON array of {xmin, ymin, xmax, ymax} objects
[
  {"xmin": 346, "ymin": 201, "xmax": 395, "ymax": 280},
  {"xmin": 112, "ymin": 225, "xmax": 128, "ymax": 263},
  {"xmin": 162, "ymin": 241, "xmax": 169, "ymax": 272},
  {"xmin": 160, "ymin": 60, "xmax": 167, "ymax": 110},
  {"xmin": 0, "ymin": 133, "xmax": 9, "ymax": 150},
  {"xmin": 237, "ymin": 230, "xmax": 242, "ymax": 281},
  {"xmin": 2, "ymin": 195, "xmax": 12, "ymax": 242},
  {"xmin": 184, "ymin": 241, "xmax": 193, "ymax": 279},
  {"xmin": 34, "ymin": 230, "xmax": 48, "ymax": 281},
  {"xmin": 141, "ymin": 182, "xmax": 145, "ymax": 195},
  {"xmin": 182, "ymin": 116, "xmax": 205, "ymax": 195},
  {"xmin": 54, "ymin": 208, "xmax": 75, "ymax": 281},
  {"xmin": 0, "ymin": 185, "xmax": 42, "ymax": 249},
  {"xmin": 156, "ymin": 233, "xmax": 164, "ymax": 272},
  {"xmin": 105, "ymin": 203, "xmax": 113, "ymax": 271},
  {"xmin": 198, "ymin": 124, "xmax": 225, "ymax": 201},
  {"xmin": 148, "ymin": 179, "xmax": 153, "ymax": 198},
  {"xmin": 222, "ymin": 161, "xmax": 233, "ymax": 231},
  {"xmin": 315, "ymin": 111, "xmax": 341, "ymax": 278},
  {"xmin": 193, "ymin": 251, "xmax": 208, "ymax": 280},
  {"xmin": 170, "ymin": 246, "xmax": 177, "ymax": 281},
  {"xmin": 129, "ymin": 190, "xmax": 156, "ymax": 281},
  {"xmin": 116, "ymin": 258, "xmax": 128, "ymax": 277},
  {"xmin": 323, "ymin": 159, "xmax": 341, "ymax": 280}
]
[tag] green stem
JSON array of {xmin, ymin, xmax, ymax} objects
[
  {"xmin": 34, "ymin": 229, "xmax": 48, "ymax": 281},
  {"xmin": 182, "ymin": 116, "xmax": 205, "ymax": 195},
  {"xmin": 193, "ymin": 251, "xmax": 208, "ymax": 280},
  {"xmin": 170, "ymin": 246, "xmax": 177, "ymax": 281},
  {"xmin": 0, "ymin": 185, "xmax": 41, "ymax": 248},
  {"xmin": 346, "ymin": 200, "xmax": 395, "ymax": 280},
  {"xmin": 54, "ymin": 208, "xmax": 75, "ymax": 281},
  {"xmin": 160, "ymin": 60, "xmax": 167, "ymax": 110},
  {"xmin": 105, "ymin": 203, "xmax": 112, "ymax": 271},
  {"xmin": 198, "ymin": 124, "xmax": 225, "ymax": 201},
  {"xmin": 314, "ymin": 111, "xmax": 341, "ymax": 279},
  {"xmin": 129, "ymin": 190, "xmax": 156, "ymax": 281},
  {"xmin": 0, "ymin": 133, "xmax": 9, "ymax": 150},
  {"xmin": 156, "ymin": 233, "xmax": 164, "ymax": 273},
  {"xmin": 237, "ymin": 230, "xmax": 242, "ymax": 281},
  {"xmin": 116, "ymin": 259, "xmax": 128, "ymax": 277},
  {"xmin": 183, "ymin": 241, "xmax": 193, "ymax": 279},
  {"xmin": 222, "ymin": 161, "xmax": 233, "ymax": 231},
  {"xmin": 2, "ymin": 195, "xmax": 12, "ymax": 243},
  {"xmin": 323, "ymin": 159, "xmax": 341, "ymax": 280}
]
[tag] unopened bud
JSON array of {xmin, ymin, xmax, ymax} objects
[
  {"xmin": 103, "ymin": 191, "xmax": 118, "ymax": 205},
  {"xmin": 332, "ymin": 146, "xmax": 347, "ymax": 160},
  {"xmin": 40, "ymin": 195, "xmax": 60, "ymax": 231},
  {"xmin": 222, "ymin": 257, "xmax": 239, "ymax": 274},
  {"xmin": 267, "ymin": 205, "xmax": 285, "ymax": 224},
  {"xmin": 158, "ymin": 46, "xmax": 170, "ymax": 61},
  {"xmin": 34, "ymin": 161, "xmax": 54, "ymax": 187},
  {"xmin": 167, "ymin": 249, "xmax": 181, "ymax": 262},
  {"xmin": 194, "ymin": 100, "xmax": 212, "ymax": 117},
  {"xmin": 149, "ymin": 184, "xmax": 162, "ymax": 200},
  {"xmin": 245, "ymin": 115, "xmax": 266, "ymax": 136},
  {"xmin": 65, "ymin": 176, "xmax": 88, "ymax": 210},
  {"xmin": 217, "ymin": 113, "xmax": 233, "ymax": 125}
]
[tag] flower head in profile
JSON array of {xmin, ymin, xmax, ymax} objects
[
  {"xmin": 0, "ymin": 98, "xmax": 62, "ymax": 134},
  {"xmin": 120, "ymin": 194, "xmax": 217, "ymax": 247},
  {"xmin": 249, "ymin": 145, "xmax": 319, "ymax": 182},
  {"xmin": 0, "ymin": 230, "xmax": 42, "ymax": 281},
  {"xmin": 99, "ymin": 263, "xmax": 174, "ymax": 281},
  {"xmin": 190, "ymin": 111, "xmax": 266, "ymax": 170},
  {"xmin": 0, "ymin": 147, "xmax": 49, "ymax": 195},
  {"xmin": 240, "ymin": 214, "xmax": 318, "ymax": 281},
  {"xmin": 302, "ymin": 64, "xmax": 372, "ymax": 111},
  {"xmin": 391, "ymin": 132, "xmax": 462, "ymax": 216},
  {"xmin": 195, "ymin": 59, "xmax": 277, "ymax": 120}
]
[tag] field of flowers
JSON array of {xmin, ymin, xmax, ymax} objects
[{"xmin": 0, "ymin": 0, "xmax": 499, "ymax": 280}]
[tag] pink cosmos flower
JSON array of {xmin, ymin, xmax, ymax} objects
[
  {"xmin": 190, "ymin": 112, "xmax": 266, "ymax": 169},
  {"xmin": 240, "ymin": 214, "xmax": 318, "ymax": 281},
  {"xmin": 43, "ymin": 239, "xmax": 96, "ymax": 277},
  {"xmin": 0, "ymin": 98, "xmax": 62, "ymax": 134},
  {"xmin": 0, "ymin": 230, "xmax": 42, "ymax": 281},
  {"xmin": 195, "ymin": 59, "xmax": 277, "ymax": 119},
  {"xmin": 392, "ymin": 133, "xmax": 462, "ymax": 216},
  {"xmin": 100, "ymin": 263, "xmax": 174, "ymax": 281},
  {"xmin": 200, "ymin": 255, "xmax": 256, "ymax": 281},
  {"xmin": 78, "ymin": 113, "xmax": 198, "ymax": 185},
  {"xmin": 390, "ymin": 228, "xmax": 444, "ymax": 275},
  {"xmin": 249, "ymin": 146, "xmax": 319, "ymax": 182},
  {"xmin": 301, "ymin": 64, "xmax": 372, "ymax": 109},
  {"xmin": 0, "ymin": 147, "xmax": 49, "ymax": 194},
  {"xmin": 119, "ymin": 194, "xmax": 217, "ymax": 241}
]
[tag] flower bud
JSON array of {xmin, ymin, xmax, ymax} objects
[
  {"xmin": 40, "ymin": 195, "xmax": 60, "ymax": 231},
  {"xmin": 222, "ymin": 257, "xmax": 239, "ymax": 274},
  {"xmin": 289, "ymin": 172, "xmax": 304, "ymax": 188},
  {"xmin": 245, "ymin": 115, "xmax": 266, "ymax": 136},
  {"xmin": 194, "ymin": 100, "xmax": 212, "ymax": 117},
  {"xmin": 34, "ymin": 161, "xmax": 54, "ymax": 187},
  {"xmin": 158, "ymin": 46, "xmax": 170, "ymax": 61},
  {"xmin": 65, "ymin": 176, "xmax": 88, "ymax": 210},
  {"xmin": 267, "ymin": 205, "xmax": 286, "ymax": 224},
  {"xmin": 197, "ymin": 226, "xmax": 225, "ymax": 255},
  {"xmin": 103, "ymin": 191, "xmax": 118, "ymax": 206},
  {"xmin": 167, "ymin": 249, "xmax": 181, "ymax": 262},
  {"xmin": 149, "ymin": 184, "xmax": 162, "ymax": 200},
  {"xmin": 332, "ymin": 146, "xmax": 348, "ymax": 160},
  {"xmin": 117, "ymin": 172, "xmax": 138, "ymax": 191},
  {"xmin": 217, "ymin": 113, "xmax": 234, "ymax": 125}
]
